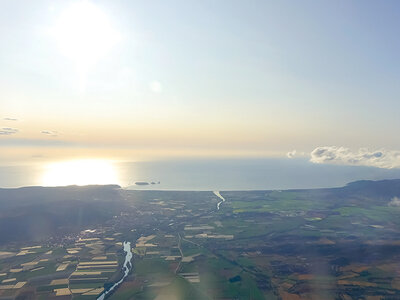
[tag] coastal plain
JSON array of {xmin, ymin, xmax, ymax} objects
[{"xmin": 1, "ymin": 180, "xmax": 400, "ymax": 299}]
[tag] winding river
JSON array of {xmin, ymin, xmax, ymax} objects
[
  {"xmin": 214, "ymin": 191, "xmax": 226, "ymax": 210},
  {"xmin": 97, "ymin": 241, "xmax": 132, "ymax": 300}
]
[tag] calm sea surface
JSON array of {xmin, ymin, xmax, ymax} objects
[{"xmin": 2, "ymin": 158, "xmax": 400, "ymax": 190}]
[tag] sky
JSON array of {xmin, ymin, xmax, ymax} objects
[{"xmin": 1, "ymin": 0, "xmax": 400, "ymax": 167}]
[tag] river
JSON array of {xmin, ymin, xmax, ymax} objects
[
  {"xmin": 214, "ymin": 191, "xmax": 225, "ymax": 210},
  {"xmin": 97, "ymin": 241, "xmax": 132, "ymax": 300}
]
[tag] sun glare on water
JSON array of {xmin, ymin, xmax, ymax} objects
[{"xmin": 41, "ymin": 160, "xmax": 119, "ymax": 187}]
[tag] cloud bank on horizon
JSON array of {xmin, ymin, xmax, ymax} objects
[{"xmin": 309, "ymin": 146, "xmax": 400, "ymax": 169}]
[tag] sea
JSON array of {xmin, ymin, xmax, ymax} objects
[{"xmin": 2, "ymin": 158, "xmax": 400, "ymax": 190}]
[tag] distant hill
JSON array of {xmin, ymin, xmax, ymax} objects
[
  {"xmin": 0, "ymin": 184, "xmax": 121, "ymax": 206},
  {"xmin": 0, "ymin": 185, "xmax": 125, "ymax": 244},
  {"xmin": 343, "ymin": 179, "xmax": 400, "ymax": 196},
  {"xmin": 319, "ymin": 179, "xmax": 400, "ymax": 205}
]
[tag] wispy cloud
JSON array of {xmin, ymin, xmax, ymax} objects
[
  {"xmin": 41, "ymin": 130, "xmax": 58, "ymax": 137},
  {"xmin": 310, "ymin": 146, "xmax": 400, "ymax": 169},
  {"xmin": 287, "ymin": 150, "xmax": 296, "ymax": 158},
  {"xmin": 0, "ymin": 127, "xmax": 18, "ymax": 135},
  {"xmin": 3, "ymin": 117, "xmax": 18, "ymax": 121}
]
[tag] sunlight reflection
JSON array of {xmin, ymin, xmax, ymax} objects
[{"xmin": 41, "ymin": 160, "xmax": 119, "ymax": 186}]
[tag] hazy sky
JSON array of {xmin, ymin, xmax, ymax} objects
[{"xmin": 1, "ymin": 0, "xmax": 400, "ymax": 165}]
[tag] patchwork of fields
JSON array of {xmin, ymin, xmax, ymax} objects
[
  {"xmin": 0, "ymin": 233, "xmax": 127, "ymax": 299},
  {"xmin": 1, "ymin": 180, "xmax": 400, "ymax": 299}
]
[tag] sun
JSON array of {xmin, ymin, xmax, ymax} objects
[
  {"xmin": 51, "ymin": 1, "xmax": 121, "ymax": 71},
  {"xmin": 41, "ymin": 160, "xmax": 119, "ymax": 186}
]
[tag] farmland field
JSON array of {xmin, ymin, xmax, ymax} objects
[{"xmin": 1, "ymin": 180, "xmax": 400, "ymax": 299}]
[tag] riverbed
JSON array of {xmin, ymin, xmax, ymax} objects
[
  {"xmin": 214, "ymin": 191, "xmax": 226, "ymax": 210},
  {"xmin": 97, "ymin": 241, "xmax": 132, "ymax": 300}
]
